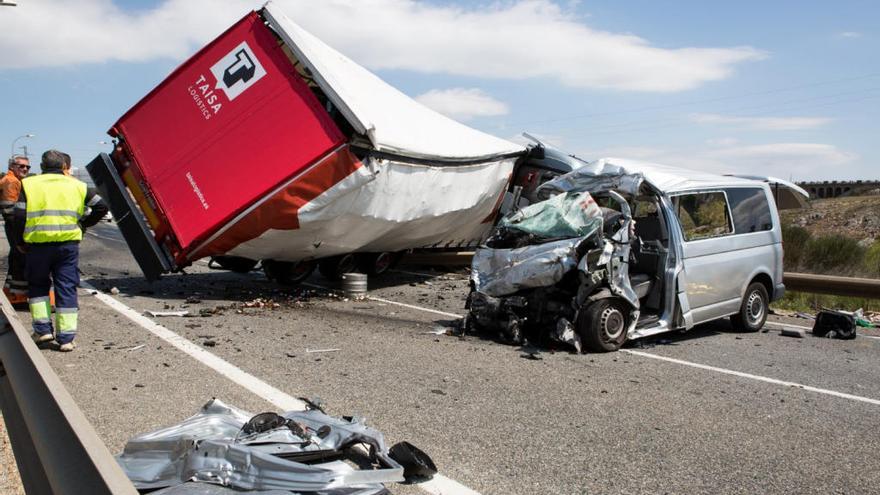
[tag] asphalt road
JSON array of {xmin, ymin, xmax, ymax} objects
[{"xmin": 6, "ymin": 222, "xmax": 880, "ymax": 494}]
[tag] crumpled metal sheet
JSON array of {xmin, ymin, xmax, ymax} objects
[
  {"xmin": 499, "ymin": 190, "xmax": 602, "ymax": 240},
  {"xmin": 537, "ymin": 167, "xmax": 644, "ymax": 198},
  {"xmin": 117, "ymin": 399, "xmax": 402, "ymax": 494},
  {"xmin": 471, "ymin": 237, "xmax": 586, "ymax": 297}
]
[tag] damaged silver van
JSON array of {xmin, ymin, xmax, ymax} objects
[{"xmin": 466, "ymin": 156, "xmax": 808, "ymax": 353}]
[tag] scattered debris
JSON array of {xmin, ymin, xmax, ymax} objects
[
  {"xmin": 520, "ymin": 352, "xmax": 543, "ymax": 361},
  {"xmin": 145, "ymin": 310, "xmax": 190, "ymax": 317},
  {"xmin": 305, "ymin": 348, "xmax": 340, "ymax": 354},
  {"xmin": 812, "ymin": 309, "xmax": 858, "ymax": 339},
  {"xmin": 425, "ymin": 326, "xmax": 449, "ymax": 336},
  {"xmin": 127, "ymin": 344, "xmax": 146, "ymax": 352},
  {"xmin": 185, "ymin": 295, "xmax": 202, "ymax": 304},
  {"xmin": 202, "ymin": 340, "xmax": 217, "ymax": 347},
  {"xmin": 110, "ymin": 287, "xmax": 120, "ymax": 295},
  {"xmin": 117, "ymin": 398, "xmax": 434, "ymax": 493},
  {"xmin": 780, "ymin": 328, "xmax": 806, "ymax": 338}
]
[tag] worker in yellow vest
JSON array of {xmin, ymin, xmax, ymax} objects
[{"xmin": 11, "ymin": 150, "xmax": 108, "ymax": 351}]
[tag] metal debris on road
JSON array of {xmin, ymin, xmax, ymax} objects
[
  {"xmin": 145, "ymin": 310, "xmax": 190, "ymax": 317},
  {"xmin": 305, "ymin": 348, "xmax": 341, "ymax": 354},
  {"xmin": 780, "ymin": 328, "xmax": 806, "ymax": 338},
  {"xmin": 116, "ymin": 398, "xmax": 435, "ymax": 493},
  {"xmin": 127, "ymin": 344, "xmax": 146, "ymax": 352}
]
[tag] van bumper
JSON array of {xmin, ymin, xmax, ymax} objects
[{"xmin": 772, "ymin": 283, "xmax": 785, "ymax": 302}]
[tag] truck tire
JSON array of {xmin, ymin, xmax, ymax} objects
[
  {"xmin": 263, "ymin": 260, "xmax": 315, "ymax": 286},
  {"xmin": 730, "ymin": 282, "xmax": 768, "ymax": 332},
  {"xmin": 358, "ymin": 252, "xmax": 401, "ymax": 276},
  {"xmin": 578, "ymin": 299, "xmax": 629, "ymax": 353},
  {"xmin": 318, "ymin": 254, "xmax": 359, "ymax": 281},
  {"xmin": 211, "ymin": 256, "xmax": 258, "ymax": 273}
]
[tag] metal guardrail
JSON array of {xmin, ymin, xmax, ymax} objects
[
  {"xmin": 783, "ymin": 272, "xmax": 880, "ymax": 299},
  {"xmin": 0, "ymin": 294, "xmax": 138, "ymax": 494},
  {"xmin": 401, "ymin": 253, "xmax": 880, "ymax": 299}
]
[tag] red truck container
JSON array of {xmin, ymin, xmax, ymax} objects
[{"xmin": 88, "ymin": 2, "xmax": 574, "ymax": 282}]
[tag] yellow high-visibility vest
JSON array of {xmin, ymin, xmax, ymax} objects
[{"xmin": 22, "ymin": 174, "xmax": 86, "ymax": 243}]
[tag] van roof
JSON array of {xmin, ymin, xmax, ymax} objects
[{"xmin": 592, "ymin": 157, "xmax": 768, "ymax": 192}]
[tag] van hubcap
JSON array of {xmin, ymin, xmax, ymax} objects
[
  {"xmin": 601, "ymin": 307, "xmax": 625, "ymax": 340},
  {"xmin": 746, "ymin": 291, "xmax": 765, "ymax": 326}
]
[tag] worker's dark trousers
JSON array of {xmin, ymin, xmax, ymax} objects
[
  {"xmin": 26, "ymin": 242, "xmax": 79, "ymax": 344},
  {"xmin": 3, "ymin": 222, "xmax": 27, "ymax": 295}
]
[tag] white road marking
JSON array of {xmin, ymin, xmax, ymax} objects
[
  {"xmin": 419, "ymin": 475, "xmax": 483, "ymax": 495},
  {"xmin": 87, "ymin": 231, "xmax": 125, "ymax": 243},
  {"xmin": 303, "ymin": 282, "xmax": 465, "ymax": 320},
  {"xmin": 391, "ymin": 268, "xmax": 442, "ymax": 278},
  {"xmin": 366, "ymin": 295, "xmax": 464, "ymax": 320},
  {"xmin": 621, "ymin": 349, "xmax": 880, "ymax": 406},
  {"xmin": 81, "ymin": 280, "xmax": 481, "ymax": 495},
  {"xmin": 80, "ymin": 280, "xmax": 307, "ymax": 412}
]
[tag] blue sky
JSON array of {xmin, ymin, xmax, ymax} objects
[{"xmin": 1, "ymin": 0, "xmax": 877, "ymax": 180}]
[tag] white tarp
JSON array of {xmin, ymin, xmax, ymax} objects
[
  {"xmin": 227, "ymin": 156, "xmax": 516, "ymax": 261},
  {"xmin": 263, "ymin": 2, "xmax": 525, "ymax": 162}
]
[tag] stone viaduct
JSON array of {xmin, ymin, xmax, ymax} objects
[{"xmin": 797, "ymin": 180, "xmax": 880, "ymax": 199}]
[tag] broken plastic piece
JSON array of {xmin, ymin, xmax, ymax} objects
[{"xmin": 388, "ymin": 441, "xmax": 437, "ymax": 482}]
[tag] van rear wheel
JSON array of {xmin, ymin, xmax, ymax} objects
[
  {"xmin": 578, "ymin": 299, "xmax": 629, "ymax": 353},
  {"xmin": 731, "ymin": 282, "xmax": 768, "ymax": 332}
]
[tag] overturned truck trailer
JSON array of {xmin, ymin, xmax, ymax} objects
[{"xmin": 89, "ymin": 2, "xmax": 567, "ymax": 282}]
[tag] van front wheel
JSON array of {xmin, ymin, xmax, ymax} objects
[
  {"xmin": 731, "ymin": 282, "xmax": 768, "ymax": 332},
  {"xmin": 578, "ymin": 299, "xmax": 629, "ymax": 353}
]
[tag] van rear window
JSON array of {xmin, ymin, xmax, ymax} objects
[
  {"xmin": 674, "ymin": 192, "xmax": 732, "ymax": 241},
  {"xmin": 725, "ymin": 187, "xmax": 773, "ymax": 234}
]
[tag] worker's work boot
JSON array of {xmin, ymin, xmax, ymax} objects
[
  {"xmin": 32, "ymin": 332, "xmax": 54, "ymax": 344},
  {"xmin": 58, "ymin": 341, "xmax": 76, "ymax": 352}
]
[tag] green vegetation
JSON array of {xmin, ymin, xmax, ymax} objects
[
  {"xmin": 866, "ymin": 241, "xmax": 880, "ymax": 278},
  {"xmin": 774, "ymin": 223, "xmax": 880, "ymax": 312},
  {"xmin": 782, "ymin": 225, "xmax": 872, "ymax": 277},
  {"xmin": 773, "ymin": 291, "xmax": 880, "ymax": 313},
  {"xmin": 781, "ymin": 224, "xmax": 810, "ymax": 271}
]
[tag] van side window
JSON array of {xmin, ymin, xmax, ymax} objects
[
  {"xmin": 725, "ymin": 187, "xmax": 773, "ymax": 233},
  {"xmin": 674, "ymin": 192, "xmax": 732, "ymax": 241}
]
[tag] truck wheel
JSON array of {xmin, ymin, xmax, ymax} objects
[
  {"xmin": 358, "ymin": 252, "xmax": 400, "ymax": 276},
  {"xmin": 263, "ymin": 260, "xmax": 315, "ymax": 286},
  {"xmin": 211, "ymin": 256, "xmax": 258, "ymax": 273},
  {"xmin": 730, "ymin": 282, "xmax": 768, "ymax": 332},
  {"xmin": 578, "ymin": 299, "xmax": 629, "ymax": 353},
  {"xmin": 318, "ymin": 254, "xmax": 359, "ymax": 281}
]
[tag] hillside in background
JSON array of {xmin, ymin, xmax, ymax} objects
[{"xmin": 781, "ymin": 195, "xmax": 880, "ymax": 243}]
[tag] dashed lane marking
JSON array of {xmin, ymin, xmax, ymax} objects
[
  {"xmin": 81, "ymin": 280, "xmax": 482, "ymax": 495},
  {"xmin": 621, "ymin": 349, "xmax": 880, "ymax": 406}
]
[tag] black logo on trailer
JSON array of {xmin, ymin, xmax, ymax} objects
[{"xmin": 223, "ymin": 49, "xmax": 257, "ymax": 88}]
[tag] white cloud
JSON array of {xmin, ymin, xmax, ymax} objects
[
  {"xmin": 0, "ymin": 0, "xmax": 764, "ymax": 92},
  {"xmin": 706, "ymin": 137, "xmax": 739, "ymax": 147},
  {"xmin": 415, "ymin": 88, "xmax": 508, "ymax": 121},
  {"xmin": 577, "ymin": 142, "xmax": 858, "ymax": 180},
  {"xmin": 690, "ymin": 113, "xmax": 832, "ymax": 131},
  {"xmin": 837, "ymin": 31, "xmax": 863, "ymax": 38}
]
